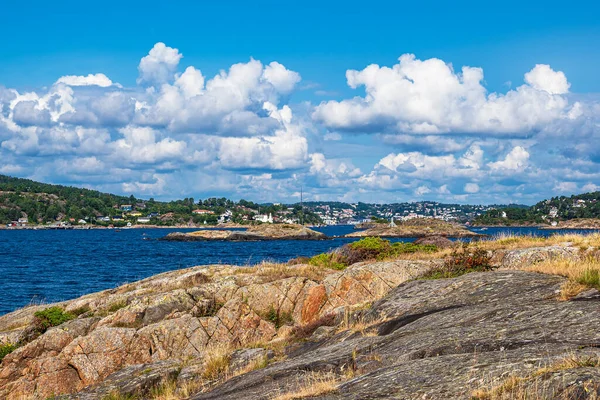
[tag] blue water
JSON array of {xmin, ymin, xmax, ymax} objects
[{"xmin": 0, "ymin": 225, "xmax": 597, "ymax": 316}]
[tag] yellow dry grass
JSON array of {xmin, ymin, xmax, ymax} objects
[
  {"xmin": 483, "ymin": 232, "xmax": 600, "ymax": 250},
  {"xmin": 269, "ymin": 372, "xmax": 340, "ymax": 400},
  {"xmin": 519, "ymin": 256, "xmax": 600, "ymax": 299},
  {"xmin": 238, "ymin": 261, "xmax": 331, "ymax": 282},
  {"xmin": 201, "ymin": 343, "xmax": 233, "ymax": 380},
  {"xmin": 472, "ymin": 354, "xmax": 600, "ymax": 400}
]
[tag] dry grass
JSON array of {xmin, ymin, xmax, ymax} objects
[
  {"xmin": 244, "ymin": 262, "xmax": 331, "ymax": 282},
  {"xmin": 202, "ymin": 344, "xmax": 233, "ymax": 380},
  {"xmin": 232, "ymin": 352, "xmax": 272, "ymax": 377},
  {"xmin": 483, "ymin": 232, "xmax": 600, "ymax": 250},
  {"xmin": 520, "ymin": 256, "xmax": 600, "ymax": 299},
  {"xmin": 336, "ymin": 310, "xmax": 383, "ymax": 337},
  {"xmin": 472, "ymin": 354, "xmax": 600, "ymax": 400},
  {"xmin": 270, "ymin": 372, "xmax": 340, "ymax": 400}
]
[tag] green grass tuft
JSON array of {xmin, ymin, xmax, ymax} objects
[
  {"xmin": 0, "ymin": 342, "xmax": 17, "ymax": 363},
  {"xmin": 33, "ymin": 306, "xmax": 75, "ymax": 332}
]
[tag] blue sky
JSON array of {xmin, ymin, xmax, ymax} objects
[{"xmin": 0, "ymin": 0, "xmax": 599, "ymax": 204}]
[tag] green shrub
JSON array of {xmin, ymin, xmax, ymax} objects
[
  {"xmin": 342, "ymin": 237, "xmax": 437, "ymax": 265},
  {"xmin": 33, "ymin": 306, "xmax": 75, "ymax": 333},
  {"xmin": 308, "ymin": 253, "xmax": 347, "ymax": 270},
  {"xmin": 0, "ymin": 342, "xmax": 17, "ymax": 363},
  {"xmin": 422, "ymin": 243, "xmax": 493, "ymax": 279}
]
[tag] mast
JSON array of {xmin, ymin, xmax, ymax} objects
[{"xmin": 300, "ymin": 186, "xmax": 303, "ymax": 226}]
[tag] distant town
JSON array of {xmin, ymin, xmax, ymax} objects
[{"xmin": 3, "ymin": 174, "xmax": 600, "ymax": 229}]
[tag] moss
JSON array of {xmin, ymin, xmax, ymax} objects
[
  {"xmin": 33, "ymin": 306, "xmax": 75, "ymax": 333},
  {"xmin": 0, "ymin": 342, "xmax": 17, "ymax": 363}
]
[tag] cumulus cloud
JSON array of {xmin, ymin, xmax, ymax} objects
[
  {"xmin": 218, "ymin": 104, "xmax": 308, "ymax": 170},
  {"xmin": 313, "ymin": 54, "xmax": 573, "ymax": 136},
  {"xmin": 1, "ymin": 43, "xmax": 599, "ymax": 203},
  {"xmin": 488, "ymin": 146, "xmax": 530, "ymax": 172},
  {"xmin": 55, "ymin": 73, "xmax": 116, "ymax": 87},
  {"xmin": 137, "ymin": 42, "xmax": 183, "ymax": 85},
  {"xmin": 524, "ymin": 64, "xmax": 570, "ymax": 95},
  {"xmin": 464, "ymin": 183, "xmax": 480, "ymax": 193}
]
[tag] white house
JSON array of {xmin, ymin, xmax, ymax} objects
[
  {"xmin": 137, "ymin": 217, "xmax": 151, "ymax": 224},
  {"xmin": 254, "ymin": 213, "xmax": 273, "ymax": 223}
]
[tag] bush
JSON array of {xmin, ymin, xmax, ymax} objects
[
  {"xmin": 33, "ymin": 306, "xmax": 75, "ymax": 333},
  {"xmin": 308, "ymin": 253, "xmax": 347, "ymax": 270},
  {"xmin": 306, "ymin": 237, "xmax": 438, "ymax": 271},
  {"xmin": 340, "ymin": 237, "xmax": 437, "ymax": 265},
  {"xmin": 422, "ymin": 243, "xmax": 493, "ymax": 279},
  {"xmin": 0, "ymin": 342, "xmax": 17, "ymax": 363}
]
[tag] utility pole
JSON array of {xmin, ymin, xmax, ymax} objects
[{"xmin": 300, "ymin": 186, "xmax": 303, "ymax": 226}]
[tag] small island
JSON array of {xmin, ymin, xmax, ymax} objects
[
  {"xmin": 162, "ymin": 223, "xmax": 328, "ymax": 241},
  {"xmin": 346, "ymin": 218, "xmax": 481, "ymax": 238}
]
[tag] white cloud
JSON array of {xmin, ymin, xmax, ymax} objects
[
  {"xmin": 55, "ymin": 73, "xmax": 116, "ymax": 87},
  {"xmin": 218, "ymin": 104, "xmax": 308, "ymax": 171},
  {"xmin": 415, "ymin": 185, "xmax": 431, "ymax": 195},
  {"xmin": 137, "ymin": 42, "xmax": 183, "ymax": 85},
  {"xmin": 524, "ymin": 64, "xmax": 570, "ymax": 95},
  {"xmin": 1, "ymin": 43, "xmax": 600, "ymax": 204},
  {"xmin": 309, "ymin": 153, "xmax": 361, "ymax": 187},
  {"xmin": 262, "ymin": 62, "xmax": 301, "ymax": 94},
  {"xmin": 488, "ymin": 146, "xmax": 529, "ymax": 172},
  {"xmin": 324, "ymin": 132, "xmax": 342, "ymax": 141},
  {"xmin": 313, "ymin": 54, "xmax": 572, "ymax": 135},
  {"xmin": 464, "ymin": 183, "xmax": 480, "ymax": 193}
]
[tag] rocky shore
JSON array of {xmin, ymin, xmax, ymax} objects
[
  {"xmin": 541, "ymin": 218, "xmax": 600, "ymax": 230},
  {"xmin": 162, "ymin": 224, "xmax": 328, "ymax": 241},
  {"xmin": 1, "ymin": 235, "xmax": 599, "ymax": 399}
]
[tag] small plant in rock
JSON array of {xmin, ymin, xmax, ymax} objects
[
  {"xmin": 576, "ymin": 268, "xmax": 600, "ymax": 289},
  {"xmin": 107, "ymin": 300, "xmax": 128, "ymax": 313},
  {"xmin": 265, "ymin": 305, "xmax": 294, "ymax": 329},
  {"xmin": 422, "ymin": 242, "xmax": 493, "ymax": 279},
  {"xmin": 33, "ymin": 306, "xmax": 75, "ymax": 333},
  {"xmin": 0, "ymin": 342, "xmax": 17, "ymax": 363}
]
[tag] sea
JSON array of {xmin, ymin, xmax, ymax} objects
[{"xmin": 0, "ymin": 225, "xmax": 597, "ymax": 316}]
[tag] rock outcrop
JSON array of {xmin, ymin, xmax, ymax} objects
[
  {"xmin": 162, "ymin": 224, "xmax": 327, "ymax": 241},
  {"xmin": 541, "ymin": 218, "xmax": 600, "ymax": 230},
  {"xmin": 1, "ymin": 243, "xmax": 599, "ymax": 399},
  {"xmin": 0, "ymin": 258, "xmax": 436, "ymax": 399},
  {"xmin": 346, "ymin": 219, "xmax": 480, "ymax": 238},
  {"xmin": 193, "ymin": 271, "xmax": 600, "ymax": 400}
]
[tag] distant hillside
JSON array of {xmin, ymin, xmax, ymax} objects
[
  {"xmin": 0, "ymin": 175, "xmax": 132, "ymax": 224},
  {"xmin": 475, "ymin": 192, "xmax": 600, "ymax": 225},
  {"xmin": 0, "ymin": 175, "xmax": 322, "ymax": 226}
]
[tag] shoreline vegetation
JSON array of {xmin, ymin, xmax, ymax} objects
[{"xmin": 2, "ymin": 233, "xmax": 600, "ymax": 398}]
